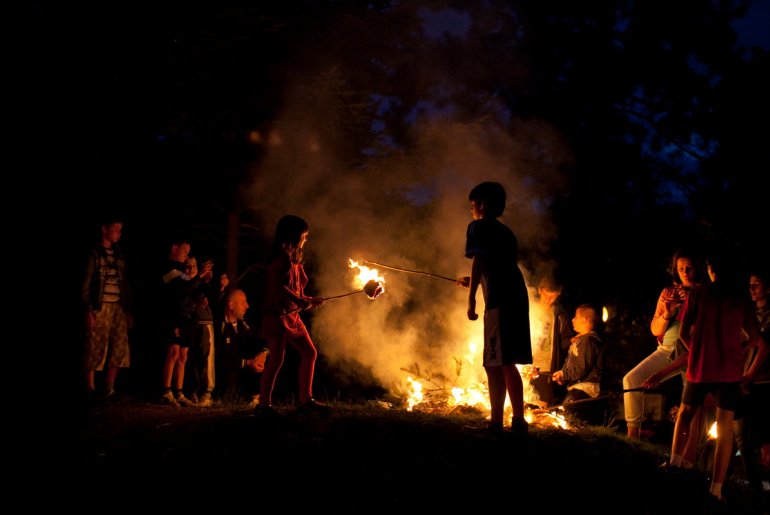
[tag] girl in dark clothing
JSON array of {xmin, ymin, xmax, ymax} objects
[{"xmin": 257, "ymin": 215, "xmax": 326, "ymax": 412}]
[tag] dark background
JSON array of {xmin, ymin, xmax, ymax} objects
[{"xmin": 25, "ymin": 1, "xmax": 769, "ymax": 403}]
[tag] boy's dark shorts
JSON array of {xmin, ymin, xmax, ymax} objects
[{"xmin": 682, "ymin": 381, "xmax": 742, "ymax": 412}]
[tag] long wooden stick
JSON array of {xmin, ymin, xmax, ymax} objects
[
  {"xmin": 545, "ymin": 387, "xmax": 659, "ymax": 408},
  {"xmin": 281, "ymin": 289, "xmax": 364, "ymax": 317},
  {"xmin": 363, "ymin": 260, "xmax": 457, "ymax": 283},
  {"xmin": 324, "ymin": 289, "xmax": 364, "ymax": 300}
]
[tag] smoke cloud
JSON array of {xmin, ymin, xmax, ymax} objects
[{"xmin": 245, "ymin": 16, "xmax": 571, "ymax": 401}]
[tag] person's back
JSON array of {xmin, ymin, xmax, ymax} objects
[
  {"xmin": 466, "ymin": 217, "xmax": 527, "ymax": 311},
  {"xmin": 684, "ymin": 278, "xmax": 757, "ymax": 384}
]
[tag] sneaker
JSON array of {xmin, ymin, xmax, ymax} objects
[
  {"xmin": 176, "ymin": 393, "xmax": 197, "ymax": 407},
  {"xmin": 160, "ymin": 390, "xmax": 180, "ymax": 407},
  {"xmin": 198, "ymin": 393, "xmax": 213, "ymax": 408},
  {"xmin": 297, "ymin": 398, "xmax": 331, "ymax": 413},
  {"xmin": 189, "ymin": 393, "xmax": 199, "ymax": 404},
  {"xmin": 510, "ymin": 416, "xmax": 529, "ymax": 436}
]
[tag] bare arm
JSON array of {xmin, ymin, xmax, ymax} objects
[
  {"xmin": 467, "ymin": 256, "xmax": 484, "ymax": 321},
  {"xmin": 650, "ymin": 287, "xmax": 681, "ymax": 338}
]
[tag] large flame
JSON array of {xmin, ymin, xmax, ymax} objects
[
  {"xmin": 348, "ymin": 259, "xmax": 571, "ymax": 430},
  {"xmin": 349, "ymin": 259, "xmax": 385, "ymax": 294},
  {"xmin": 400, "ymin": 339, "xmax": 572, "ymax": 430}
]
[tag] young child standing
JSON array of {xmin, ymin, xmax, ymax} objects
[
  {"xmin": 257, "ymin": 214, "xmax": 327, "ymax": 413},
  {"xmin": 461, "ymin": 182, "xmax": 532, "ymax": 434}
]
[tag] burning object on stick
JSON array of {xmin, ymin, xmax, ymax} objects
[
  {"xmin": 322, "ymin": 279, "xmax": 383, "ymax": 301},
  {"xmin": 363, "ymin": 279, "xmax": 383, "ymax": 298},
  {"xmin": 281, "ymin": 262, "xmax": 384, "ymax": 317}
]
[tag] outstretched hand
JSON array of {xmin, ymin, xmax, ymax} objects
[{"xmin": 307, "ymin": 297, "xmax": 325, "ymax": 309}]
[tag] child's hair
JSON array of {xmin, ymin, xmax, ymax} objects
[
  {"xmin": 469, "ymin": 182, "xmax": 506, "ymax": 218},
  {"xmin": 271, "ymin": 215, "xmax": 309, "ymax": 259},
  {"xmin": 705, "ymin": 247, "xmax": 745, "ymax": 300},
  {"xmin": 100, "ymin": 215, "xmax": 124, "ymax": 229},
  {"xmin": 576, "ymin": 304, "xmax": 598, "ymax": 327}
]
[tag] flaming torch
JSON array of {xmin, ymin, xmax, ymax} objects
[
  {"xmin": 317, "ymin": 260, "xmax": 385, "ymax": 301},
  {"xmin": 282, "ymin": 261, "xmax": 384, "ymax": 317},
  {"xmin": 348, "ymin": 259, "xmax": 386, "ymax": 297}
]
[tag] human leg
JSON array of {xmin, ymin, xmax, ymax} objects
[
  {"xmin": 175, "ymin": 346, "xmax": 189, "ymax": 390},
  {"xmin": 288, "ymin": 326, "xmax": 318, "ymax": 404},
  {"xmin": 104, "ymin": 367, "xmax": 119, "ymax": 397},
  {"xmin": 504, "ymin": 365, "xmax": 528, "ymax": 434},
  {"xmin": 85, "ymin": 370, "xmax": 96, "ymax": 392},
  {"xmin": 503, "ymin": 364, "xmax": 524, "ymax": 419},
  {"xmin": 670, "ymin": 403, "xmax": 697, "ymax": 466},
  {"xmin": 203, "ymin": 324, "xmax": 215, "ymax": 396},
  {"xmin": 485, "ymin": 366, "xmax": 506, "ymax": 426},
  {"xmin": 735, "ymin": 384, "xmax": 770, "ymax": 494},
  {"xmin": 84, "ymin": 307, "xmax": 110, "ymax": 392},
  {"xmin": 258, "ymin": 334, "xmax": 286, "ymax": 407},
  {"xmin": 162, "ymin": 344, "xmax": 179, "ymax": 389},
  {"xmin": 682, "ymin": 406, "xmax": 704, "ymax": 468},
  {"xmin": 623, "ymin": 348, "xmax": 672, "ymax": 437},
  {"xmin": 710, "ymin": 407, "xmax": 735, "ymax": 499},
  {"xmin": 105, "ymin": 303, "xmax": 130, "ymax": 395},
  {"xmin": 173, "ymin": 347, "xmax": 197, "ymax": 406}
]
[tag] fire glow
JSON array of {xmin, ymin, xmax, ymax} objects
[
  {"xmin": 345, "ymin": 259, "xmax": 571, "ymax": 431},
  {"xmin": 401, "ymin": 342, "xmax": 571, "ymax": 430},
  {"xmin": 349, "ymin": 259, "xmax": 385, "ymax": 297}
]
